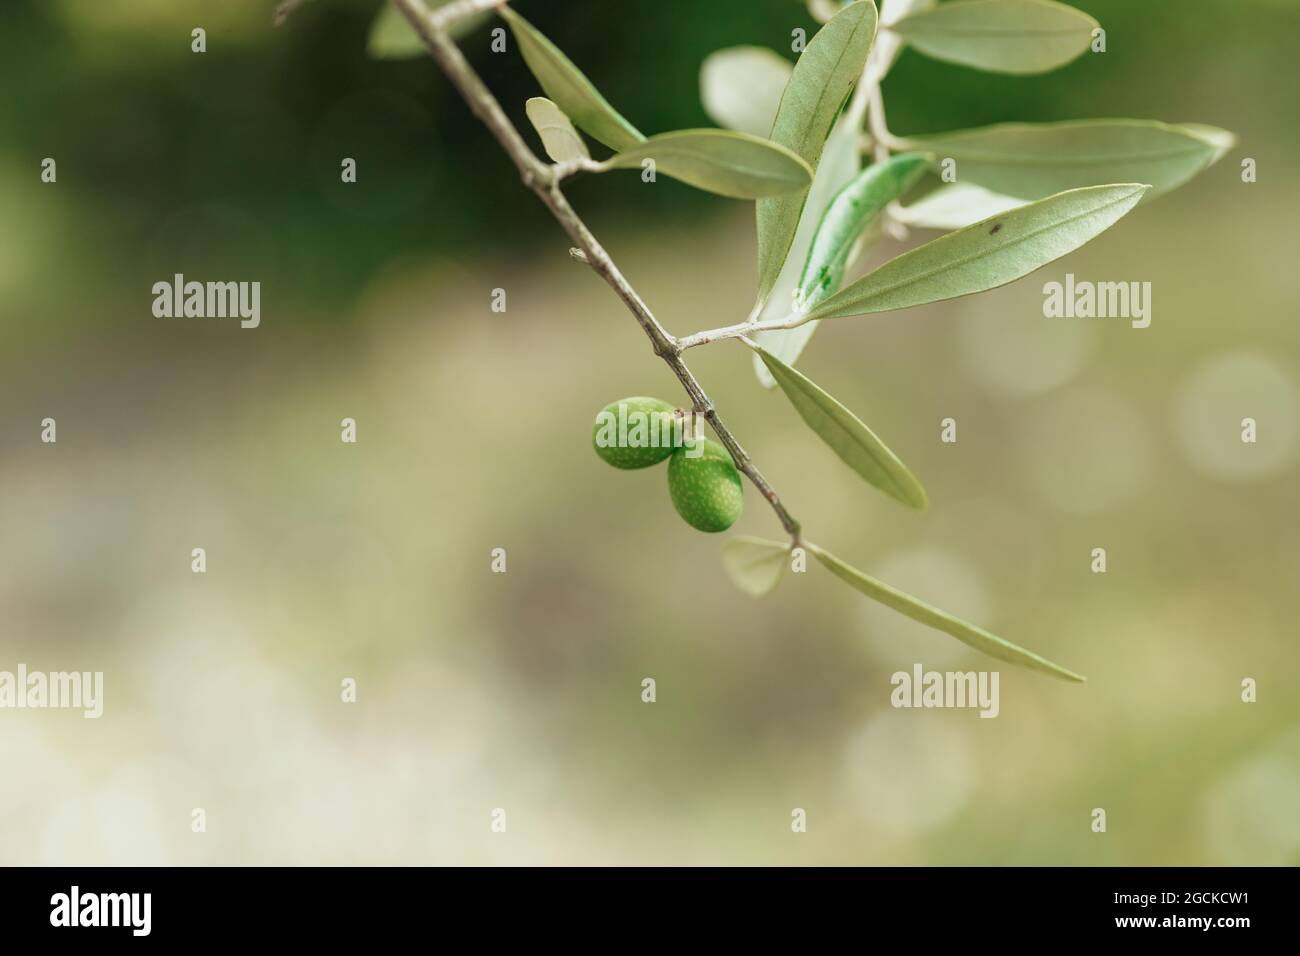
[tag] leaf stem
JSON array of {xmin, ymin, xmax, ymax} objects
[{"xmin": 391, "ymin": 0, "xmax": 801, "ymax": 541}]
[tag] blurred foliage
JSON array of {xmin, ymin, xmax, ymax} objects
[{"xmin": 4, "ymin": 0, "xmax": 1297, "ymax": 316}]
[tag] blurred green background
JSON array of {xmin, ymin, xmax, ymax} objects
[{"xmin": 1, "ymin": 0, "xmax": 1297, "ymax": 865}]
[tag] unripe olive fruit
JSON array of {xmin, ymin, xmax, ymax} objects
[
  {"xmin": 667, "ymin": 439, "xmax": 744, "ymax": 533},
  {"xmin": 592, "ymin": 396, "xmax": 685, "ymax": 469}
]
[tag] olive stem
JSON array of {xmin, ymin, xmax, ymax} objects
[
  {"xmin": 678, "ymin": 310, "xmax": 808, "ymax": 350},
  {"xmin": 552, "ymin": 157, "xmax": 604, "ymax": 181},
  {"xmin": 390, "ymin": 0, "xmax": 802, "ymax": 541},
  {"xmin": 428, "ymin": 0, "xmax": 508, "ymax": 30}
]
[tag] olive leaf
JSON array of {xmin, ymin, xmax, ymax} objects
[
  {"xmin": 599, "ymin": 130, "xmax": 812, "ymax": 200},
  {"xmin": 1179, "ymin": 122, "xmax": 1239, "ymax": 164},
  {"xmin": 807, "ymin": 543, "xmax": 1086, "ymax": 682},
  {"xmin": 751, "ymin": 99, "xmax": 867, "ymax": 388},
  {"xmin": 755, "ymin": 0, "xmax": 878, "ymax": 308},
  {"xmin": 721, "ymin": 536, "xmax": 789, "ymax": 597},
  {"xmin": 896, "ymin": 181, "xmax": 1026, "ymax": 231},
  {"xmin": 912, "ymin": 119, "xmax": 1234, "ymax": 200},
  {"xmin": 524, "ymin": 97, "xmax": 589, "ymax": 162},
  {"xmin": 804, "ymin": 182, "xmax": 1148, "ymax": 320},
  {"xmin": 367, "ymin": 1, "xmax": 489, "ymax": 58},
  {"xmin": 699, "ymin": 47, "xmax": 793, "ymax": 139},
  {"xmin": 499, "ymin": 6, "xmax": 644, "ymax": 151},
  {"xmin": 795, "ymin": 152, "xmax": 931, "ymax": 312},
  {"xmin": 749, "ymin": 343, "xmax": 927, "ymax": 509},
  {"xmin": 890, "ymin": 0, "xmax": 1097, "ymax": 75}
]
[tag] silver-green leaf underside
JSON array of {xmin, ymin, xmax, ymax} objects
[
  {"xmin": 524, "ymin": 97, "xmax": 589, "ymax": 162},
  {"xmin": 755, "ymin": 0, "xmax": 878, "ymax": 307},
  {"xmin": 367, "ymin": 1, "xmax": 489, "ymax": 58},
  {"xmin": 601, "ymin": 130, "xmax": 813, "ymax": 199},
  {"xmin": 912, "ymin": 119, "xmax": 1234, "ymax": 200},
  {"xmin": 721, "ymin": 536, "xmax": 789, "ymax": 597},
  {"xmin": 750, "ymin": 343, "xmax": 927, "ymax": 509},
  {"xmin": 896, "ymin": 182, "xmax": 1026, "ymax": 231},
  {"xmin": 751, "ymin": 99, "xmax": 867, "ymax": 388},
  {"xmin": 1179, "ymin": 122, "xmax": 1238, "ymax": 164},
  {"xmin": 805, "ymin": 182, "xmax": 1148, "ymax": 320},
  {"xmin": 891, "ymin": 0, "xmax": 1097, "ymax": 75},
  {"xmin": 796, "ymin": 152, "xmax": 931, "ymax": 312},
  {"xmin": 808, "ymin": 543, "xmax": 1085, "ymax": 682},
  {"xmin": 499, "ymin": 6, "xmax": 645, "ymax": 151},
  {"xmin": 699, "ymin": 46, "xmax": 794, "ymax": 139}
]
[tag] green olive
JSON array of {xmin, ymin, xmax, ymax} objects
[
  {"xmin": 592, "ymin": 396, "xmax": 688, "ymax": 469},
  {"xmin": 667, "ymin": 439, "xmax": 744, "ymax": 532}
]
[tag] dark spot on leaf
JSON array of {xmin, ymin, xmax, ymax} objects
[{"xmin": 989, "ymin": 223, "xmax": 1003, "ymax": 234}]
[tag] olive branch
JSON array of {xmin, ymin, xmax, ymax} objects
[
  {"xmin": 365, "ymin": 0, "xmax": 1234, "ymax": 683},
  {"xmin": 391, "ymin": 0, "xmax": 803, "ymax": 543}
]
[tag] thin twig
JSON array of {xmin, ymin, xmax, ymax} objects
[
  {"xmin": 391, "ymin": 0, "xmax": 801, "ymax": 540},
  {"xmin": 679, "ymin": 310, "xmax": 808, "ymax": 350},
  {"xmin": 271, "ymin": 0, "xmax": 312, "ymax": 26},
  {"xmin": 551, "ymin": 157, "xmax": 605, "ymax": 180},
  {"xmin": 429, "ymin": 0, "xmax": 508, "ymax": 30},
  {"xmin": 867, "ymin": 82, "xmax": 913, "ymax": 153}
]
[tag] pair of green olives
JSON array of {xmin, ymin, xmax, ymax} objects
[{"xmin": 592, "ymin": 396, "xmax": 743, "ymax": 532}]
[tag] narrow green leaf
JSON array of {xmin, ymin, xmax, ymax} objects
[
  {"xmin": 1179, "ymin": 122, "xmax": 1239, "ymax": 164},
  {"xmin": 896, "ymin": 182, "xmax": 1025, "ymax": 231},
  {"xmin": 756, "ymin": 0, "xmax": 878, "ymax": 307},
  {"xmin": 700, "ymin": 47, "xmax": 793, "ymax": 139},
  {"xmin": 912, "ymin": 119, "xmax": 1231, "ymax": 200},
  {"xmin": 805, "ymin": 182, "xmax": 1148, "ymax": 320},
  {"xmin": 891, "ymin": 0, "xmax": 1096, "ymax": 75},
  {"xmin": 749, "ymin": 343, "xmax": 927, "ymax": 509},
  {"xmin": 367, "ymin": 1, "xmax": 488, "ymax": 58},
  {"xmin": 808, "ymin": 543, "xmax": 1086, "ymax": 682},
  {"xmin": 524, "ymin": 97, "xmax": 589, "ymax": 162},
  {"xmin": 600, "ymin": 130, "xmax": 812, "ymax": 200},
  {"xmin": 499, "ymin": 6, "xmax": 644, "ymax": 151},
  {"xmin": 721, "ymin": 536, "xmax": 789, "ymax": 597},
  {"xmin": 751, "ymin": 100, "xmax": 866, "ymax": 388},
  {"xmin": 795, "ymin": 152, "xmax": 930, "ymax": 311}
]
